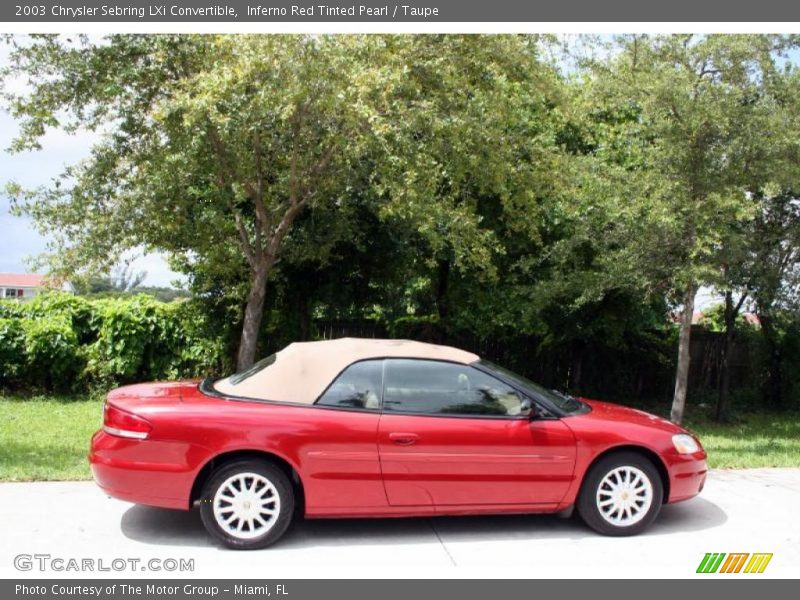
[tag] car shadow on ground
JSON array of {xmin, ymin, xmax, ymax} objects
[{"xmin": 120, "ymin": 497, "xmax": 727, "ymax": 549}]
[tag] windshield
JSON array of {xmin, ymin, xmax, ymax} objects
[
  {"xmin": 227, "ymin": 353, "xmax": 277, "ymax": 385},
  {"xmin": 479, "ymin": 360, "xmax": 587, "ymax": 415}
]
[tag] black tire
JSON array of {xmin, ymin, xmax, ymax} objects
[
  {"xmin": 199, "ymin": 459, "xmax": 294, "ymax": 549},
  {"xmin": 577, "ymin": 451, "xmax": 663, "ymax": 536}
]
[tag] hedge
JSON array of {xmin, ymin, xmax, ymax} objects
[{"xmin": 0, "ymin": 292, "xmax": 227, "ymax": 393}]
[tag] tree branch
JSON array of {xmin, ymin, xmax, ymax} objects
[
  {"xmin": 288, "ymin": 105, "xmax": 304, "ymax": 206},
  {"xmin": 299, "ymin": 142, "xmax": 338, "ymax": 205},
  {"xmin": 734, "ymin": 291, "xmax": 748, "ymax": 315},
  {"xmin": 220, "ymin": 180, "xmax": 257, "ymax": 270},
  {"xmin": 208, "ymin": 124, "xmax": 258, "ymax": 269},
  {"xmin": 251, "ymin": 131, "xmax": 269, "ymax": 253}
]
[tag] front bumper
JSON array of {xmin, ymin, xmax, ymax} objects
[
  {"xmin": 89, "ymin": 430, "xmax": 199, "ymax": 510},
  {"xmin": 667, "ymin": 450, "xmax": 708, "ymax": 503}
]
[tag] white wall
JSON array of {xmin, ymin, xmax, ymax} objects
[{"xmin": 0, "ymin": 286, "xmax": 40, "ymax": 300}]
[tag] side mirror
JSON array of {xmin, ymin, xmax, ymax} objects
[{"xmin": 520, "ymin": 398, "xmax": 535, "ymax": 418}]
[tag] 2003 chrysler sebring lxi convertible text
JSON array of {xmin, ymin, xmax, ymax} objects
[{"xmin": 89, "ymin": 338, "xmax": 707, "ymax": 549}]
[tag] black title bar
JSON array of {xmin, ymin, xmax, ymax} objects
[
  {"xmin": 3, "ymin": 0, "xmax": 800, "ymax": 22},
  {"xmin": 2, "ymin": 579, "xmax": 795, "ymax": 600}
]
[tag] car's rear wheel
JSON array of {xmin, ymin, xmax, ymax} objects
[
  {"xmin": 200, "ymin": 459, "xmax": 294, "ymax": 549},
  {"xmin": 577, "ymin": 451, "xmax": 663, "ymax": 536}
]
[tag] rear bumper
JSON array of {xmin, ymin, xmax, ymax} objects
[
  {"xmin": 89, "ymin": 430, "xmax": 199, "ymax": 510},
  {"xmin": 667, "ymin": 450, "xmax": 708, "ymax": 503}
]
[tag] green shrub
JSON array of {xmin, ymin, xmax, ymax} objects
[
  {"xmin": 0, "ymin": 292, "xmax": 226, "ymax": 394},
  {"xmin": 173, "ymin": 301, "xmax": 230, "ymax": 377},
  {"xmin": 0, "ymin": 301, "xmax": 24, "ymax": 319},
  {"xmin": 20, "ymin": 292, "xmax": 99, "ymax": 345},
  {"xmin": 87, "ymin": 295, "xmax": 184, "ymax": 385},
  {"xmin": 21, "ymin": 315, "xmax": 84, "ymax": 391},
  {"xmin": 0, "ymin": 317, "xmax": 26, "ymax": 386},
  {"xmin": 83, "ymin": 295, "xmax": 228, "ymax": 387}
]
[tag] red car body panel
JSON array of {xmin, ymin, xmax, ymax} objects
[
  {"xmin": 89, "ymin": 381, "xmax": 707, "ymax": 517},
  {"xmin": 560, "ymin": 400, "xmax": 707, "ymax": 506},
  {"xmin": 377, "ymin": 413, "xmax": 576, "ymax": 507}
]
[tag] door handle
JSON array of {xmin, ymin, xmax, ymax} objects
[{"xmin": 389, "ymin": 432, "xmax": 420, "ymax": 445}]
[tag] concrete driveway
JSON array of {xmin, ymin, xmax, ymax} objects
[{"xmin": 1, "ymin": 468, "xmax": 798, "ymax": 578}]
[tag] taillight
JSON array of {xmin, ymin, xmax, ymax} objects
[{"xmin": 103, "ymin": 403, "xmax": 152, "ymax": 440}]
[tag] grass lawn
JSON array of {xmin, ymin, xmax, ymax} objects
[
  {"xmin": 0, "ymin": 395, "xmax": 103, "ymax": 481},
  {"xmin": 686, "ymin": 414, "xmax": 800, "ymax": 469},
  {"xmin": 0, "ymin": 395, "xmax": 798, "ymax": 481}
]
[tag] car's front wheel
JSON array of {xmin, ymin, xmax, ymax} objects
[
  {"xmin": 200, "ymin": 459, "xmax": 294, "ymax": 549},
  {"xmin": 577, "ymin": 452, "xmax": 663, "ymax": 536}
]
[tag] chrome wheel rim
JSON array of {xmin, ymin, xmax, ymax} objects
[
  {"xmin": 213, "ymin": 472, "xmax": 281, "ymax": 539},
  {"xmin": 596, "ymin": 466, "xmax": 653, "ymax": 527}
]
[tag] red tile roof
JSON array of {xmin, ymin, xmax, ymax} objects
[
  {"xmin": 743, "ymin": 313, "xmax": 761, "ymax": 326},
  {"xmin": 0, "ymin": 273, "xmax": 48, "ymax": 288}
]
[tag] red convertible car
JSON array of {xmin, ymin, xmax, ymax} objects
[{"xmin": 90, "ymin": 338, "xmax": 707, "ymax": 549}]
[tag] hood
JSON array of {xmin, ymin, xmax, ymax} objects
[{"xmin": 579, "ymin": 398, "xmax": 686, "ymax": 434}]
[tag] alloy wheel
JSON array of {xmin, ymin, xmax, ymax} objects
[
  {"xmin": 595, "ymin": 465, "xmax": 653, "ymax": 527},
  {"xmin": 212, "ymin": 472, "xmax": 281, "ymax": 540}
]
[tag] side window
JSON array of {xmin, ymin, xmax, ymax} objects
[
  {"xmin": 316, "ymin": 360, "xmax": 383, "ymax": 410},
  {"xmin": 382, "ymin": 359, "xmax": 524, "ymax": 417}
]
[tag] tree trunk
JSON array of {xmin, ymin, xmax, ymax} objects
[
  {"xmin": 670, "ymin": 283, "xmax": 697, "ymax": 424},
  {"xmin": 236, "ymin": 263, "xmax": 271, "ymax": 371},
  {"xmin": 715, "ymin": 290, "xmax": 736, "ymax": 422}
]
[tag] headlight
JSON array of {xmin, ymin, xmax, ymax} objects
[{"xmin": 672, "ymin": 433, "xmax": 700, "ymax": 454}]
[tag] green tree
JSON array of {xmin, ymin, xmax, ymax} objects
[
  {"xmin": 4, "ymin": 35, "xmax": 392, "ymax": 369},
  {"xmin": 577, "ymin": 34, "xmax": 800, "ymax": 423},
  {"xmin": 3, "ymin": 34, "xmax": 562, "ymax": 370},
  {"xmin": 747, "ymin": 191, "xmax": 800, "ymax": 407},
  {"xmin": 71, "ymin": 265, "xmax": 147, "ymax": 296}
]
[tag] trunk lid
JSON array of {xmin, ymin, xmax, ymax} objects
[{"xmin": 105, "ymin": 380, "xmax": 199, "ymax": 414}]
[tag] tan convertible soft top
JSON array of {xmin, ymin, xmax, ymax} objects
[{"xmin": 212, "ymin": 337, "xmax": 480, "ymax": 404}]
